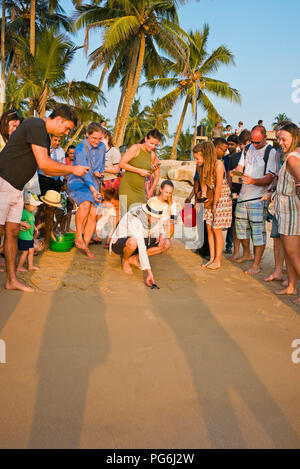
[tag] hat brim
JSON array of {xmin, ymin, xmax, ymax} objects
[
  {"xmin": 40, "ymin": 196, "xmax": 62, "ymax": 208},
  {"xmin": 142, "ymin": 204, "xmax": 163, "ymax": 219}
]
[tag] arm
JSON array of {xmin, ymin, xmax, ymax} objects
[
  {"xmin": 213, "ymin": 161, "xmax": 225, "ymax": 211},
  {"xmin": 286, "ymin": 154, "xmax": 300, "ymax": 181},
  {"xmin": 242, "ymin": 173, "xmax": 274, "ymax": 186},
  {"xmin": 32, "ymin": 145, "xmax": 89, "ymax": 178},
  {"xmin": 148, "ymin": 156, "xmax": 160, "ymax": 199},
  {"xmin": 119, "ymin": 144, "xmax": 150, "ymax": 177},
  {"xmin": 104, "ymin": 147, "xmax": 121, "ymax": 175}
]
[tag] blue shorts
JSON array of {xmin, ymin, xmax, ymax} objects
[
  {"xmin": 67, "ymin": 178, "xmax": 100, "ymax": 207},
  {"xmin": 18, "ymin": 239, "xmax": 34, "ymax": 251},
  {"xmin": 271, "ymin": 216, "xmax": 280, "ymax": 239}
]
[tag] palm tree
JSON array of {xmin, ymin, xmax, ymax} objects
[
  {"xmin": 144, "ymin": 98, "xmax": 171, "ymax": 141},
  {"xmin": 123, "ymin": 98, "xmax": 149, "ymax": 148},
  {"xmin": 145, "ymin": 25, "xmax": 241, "ymax": 159},
  {"xmin": 177, "ymin": 128, "xmax": 193, "ymax": 160},
  {"xmin": 14, "ymin": 29, "xmax": 106, "ymax": 117},
  {"xmin": 272, "ymin": 113, "xmax": 292, "ymax": 129},
  {"xmin": 74, "ymin": 0, "xmax": 189, "ymax": 147}
]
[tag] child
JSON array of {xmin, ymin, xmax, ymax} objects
[
  {"xmin": 35, "ymin": 190, "xmax": 63, "ymax": 249},
  {"xmin": 96, "ymin": 188, "xmax": 120, "ymax": 249},
  {"xmin": 54, "ymin": 179, "xmax": 69, "ymax": 234},
  {"xmin": 17, "ymin": 191, "xmax": 42, "ymax": 272}
]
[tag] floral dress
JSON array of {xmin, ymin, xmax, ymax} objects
[{"xmin": 204, "ymin": 176, "xmax": 232, "ymax": 229}]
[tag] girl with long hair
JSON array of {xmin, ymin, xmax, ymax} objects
[{"xmin": 193, "ymin": 141, "xmax": 232, "ymax": 269}]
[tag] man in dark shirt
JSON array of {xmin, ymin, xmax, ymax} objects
[
  {"xmin": 0, "ymin": 105, "xmax": 89, "ymax": 292},
  {"xmin": 227, "ymin": 129, "xmax": 251, "ymax": 260}
]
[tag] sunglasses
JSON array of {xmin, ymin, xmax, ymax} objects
[{"xmin": 251, "ymin": 138, "xmax": 264, "ymax": 145}]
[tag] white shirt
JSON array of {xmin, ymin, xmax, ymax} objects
[
  {"xmin": 238, "ymin": 144, "xmax": 277, "ymax": 201},
  {"xmin": 104, "ymin": 147, "xmax": 121, "ymax": 181},
  {"xmin": 110, "ymin": 207, "xmax": 165, "ymax": 270},
  {"xmin": 38, "ymin": 145, "xmax": 65, "ymax": 181}
]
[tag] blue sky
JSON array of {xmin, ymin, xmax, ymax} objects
[{"xmin": 62, "ymin": 0, "xmax": 300, "ymax": 136}]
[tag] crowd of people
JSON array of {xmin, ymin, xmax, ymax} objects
[{"xmin": 0, "ymin": 106, "xmax": 299, "ymax": 304}]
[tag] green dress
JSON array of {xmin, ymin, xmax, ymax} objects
[{"xmin": 119, "ymin": 146, "xmax": 152, "ymax": 216}]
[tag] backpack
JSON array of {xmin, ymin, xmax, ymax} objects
[{"xmin": 243, "ymin": 143, "xmax": 273, "ymax": 175}]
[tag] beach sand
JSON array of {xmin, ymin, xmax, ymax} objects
[{"xmin": 0, "ymin": 230, "xmax": 300, "ymax": 449}]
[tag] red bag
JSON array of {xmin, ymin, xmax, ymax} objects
[{"xmin": 180, "ymin": 203, "xmax": 197, "ymax": 228}]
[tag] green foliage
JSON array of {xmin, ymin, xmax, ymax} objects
[
  {"xmin": 272, "ymin": 113, "xmax": 292, "ymax": 129},
  {"xmin": 177, "ymin": 128, "xmax": 193, "ymax": 160}
]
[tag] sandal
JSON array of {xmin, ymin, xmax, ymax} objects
[{"xmin": 198, "ymin": 197, "xmax": 208, "ymax": 203}]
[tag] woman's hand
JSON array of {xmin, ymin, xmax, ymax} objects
[
  {"xmin": 212, "ymin": 203, "xmax": 217, "ymax": 214},
  {"xmin": 139, "ymin": 169, "xmax": 150, "ymax": 177},
  {"xmin": 20, "ymin": 221, "xmax": 31, "ymax": 231},
  {"xmin": 91, "ymin": 186, "xmax": 102, "ymax": 202}
]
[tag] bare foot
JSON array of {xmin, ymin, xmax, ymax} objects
[
  {"xmin": 206, "ymin": 262, "xmax": 221, "ymax": 270},
  {"xmin": 75, "ymin": 237, "xmax": 87, "ymax": 250},
  {"xmin": 17, "ymin": 267, "xmax": 28, "ymax": 272},
  {"xmin": 28, "ymin": 266, "xmax": 40, "ymax": 271},
  {"xmin": 228, "ymin": 254, "xmax": 240, "ymax": 261},
  {"xmin": 292, "ymin": 297, "xmax": 300, "ymax": 305},
  {"xmin": 202, "ymin": 259, "xmax": 214, "ymax": 267},
  {"xmin": 6, "ymin": 279, "xmax": 34, "ymax": 293},
  {"xmin": 129, "ymin": 255, "xmax": 141, "ymax": 269},
  {"xmin": 264, "ymin": 273, "xmax": 283, "ymax": 282},
  {"xmin": 235, "ymin": 255, "xmax": 253, "ymax": 263},
  {"xmin": 245, "ymin": 266, "xmax": 260, "ymax": 275},
  {"xmin": 281, "ymin": 279, "xmax": 288, "ymax": 287},
  {"xmin": 84, "ymin": 249, "xmax": 95, "ymax": 259},
  {"xmin": 122, "ymin": 260, "xmax": 133, "ymax": 275},
  {"xmin": 275, "ymin": 287, "xmax": 297, "ymax": 296}
]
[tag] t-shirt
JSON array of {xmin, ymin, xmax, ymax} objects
[
  {"xmin": 238, "ymin": 144, "xmax": 276, "ymax": 202},
  {"xmin": 229, "ymin": 151, "xmax": 242, "ymax": 194},
  {"xmin": 104, "ymin": 147, "xmax": 121, "ymax": 181},
  {"xmin": 0, "ymin": 118, "xmax": 50, "ymax": 190},
  {"xmin": 211, "ymin": 128, "xmax": 223, "ymax": 139},
  {"xmin": 18, "ymin": 208, "xmax": 35, "ymax": 241}
]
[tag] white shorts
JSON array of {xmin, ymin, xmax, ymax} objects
[{"xmin": 0, "ymin": 177, "xmax": 24, "ymax": 225}]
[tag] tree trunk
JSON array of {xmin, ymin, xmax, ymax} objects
[
  {"xmin": 5, "ymin": 52, "xmax": 15, "ymax": 87},
  {"xmin": 113, "ymin": 69, "xmax": 129, "ymax": 145},
  {"xmin": 114, "ymin": 39, "xmax": 140, "ymax": 148},
  {"xmin": 191, "ymin": 100, "xmax": 198, "ymax": 158},
  {"xmin": 30, "ymin": 0, "xmax": 36, "ymax": 56},
  {"xmin": 171, "ymin": 95, "xmax": 189, "ymax": 160},
  {"xmin": 63, "ymin": 122, "xmax": 84, "ymax": 151},
  {"xmin": 0, "ymin": 0, "xmax": 6, "ymax": 115}
]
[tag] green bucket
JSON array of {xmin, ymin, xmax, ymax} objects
[{"xmin": 50, "ymin": 233, "xmax": 75, "ymax": 252}]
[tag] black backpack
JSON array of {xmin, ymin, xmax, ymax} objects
[{"xmin": 243, "ymin": 143, "xmax": 273, "ymax": 175}]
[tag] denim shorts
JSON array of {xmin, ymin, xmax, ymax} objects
[{"xmin": 270, "ymin": 215, "xmax": 280, "ymax": 239}]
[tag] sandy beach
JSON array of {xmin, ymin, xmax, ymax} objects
[{"xmin": 0, "ymin": 233, "xmax": 300, "ymax": 449}]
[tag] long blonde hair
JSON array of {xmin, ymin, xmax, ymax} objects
[{"xmin": 193, "ymin": 141, "xmax": 217, "ymax": 188}]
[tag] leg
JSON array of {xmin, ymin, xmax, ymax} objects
[
  {"xmin": 28, "ymin": 247, "xmax": 40, "ymax": 271},
  {"xmin": 281, "ymin": 235, "xmax": 300, "ymax": 303},
  {"xmin": 235, "ymin": 202, "xmax": 252, "ymax": 262},
  {"xmin": 275, "ymin": 252, "xmax": 297, "ymax": 295},
  {"xmin": 147, "ymin": 239, "xmax": 172, "ymax": 257},
  {"xmin": 246, "ymin": 201, "xmax": 266, "ymax": 274},
  {"xmin": 75, "ymin": 201, "xmax": 91, "ymax": 250},
  {"xmin": 5, "ymin": 222, "xmax": 34, "ymax": 292},
  {"xmin": 123, "ymin": 238, "xmax": 138, "ymax": 274},
  {"xmin": 207, "ymin": 228, "xmax": 223, "ymax": 269},
  {"xmin": 264, "ymin": 238, "xmax": 285, "ymax": 282},
  {"xmin": 229, "ymin": 223, "xmax": 241, "ymax": 260},
  {"xmin": 203, "ymin": 223, "xmax": 215, "ymax": 266},
  {"xmin": 17, "ymin": 250, "xmax": 29, "ymax": 272},
  {"xmin": 83, "ymin": 204, "xmax": 97, "ymax": 258},
  {"xmin": 246, "ymin": 245, "xmax": 265, "ymax": 274}
]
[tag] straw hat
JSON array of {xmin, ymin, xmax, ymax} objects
[
  {"xmin": 142, "ymin": 197, "xmax": 165, "ymax": 219},
  {"xmin": 24, "ymin": 191, "xmax": 42, "ymax": 207},
  {"xmin": 40, "ymin": 190, "xmax": 62, "ymax": 208}
]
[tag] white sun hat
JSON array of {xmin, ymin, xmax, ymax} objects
[
  {"xmin": 142, "ymin": 197, "xmax": 165, "ymax": 219},
  {"xmin": 24, "ymin": 191, "xmax": 42, "ymax": 207}
]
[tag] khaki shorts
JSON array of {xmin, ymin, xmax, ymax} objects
[{"xmin": 0, "ymin": 177, "xmax": 24, "ymax": 225}]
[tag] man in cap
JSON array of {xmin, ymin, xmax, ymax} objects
[{"xmin": 110, "ymin": 198, "xmax": 169, "ymax": 286}]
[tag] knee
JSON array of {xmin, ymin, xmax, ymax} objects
[
  {"xmin": 126, "ymin": 238, "xmax": 138, "ymax": 250},
  {"xmin": 162, "ymin": 239, "xmax": 171, "ymax": 251}
]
